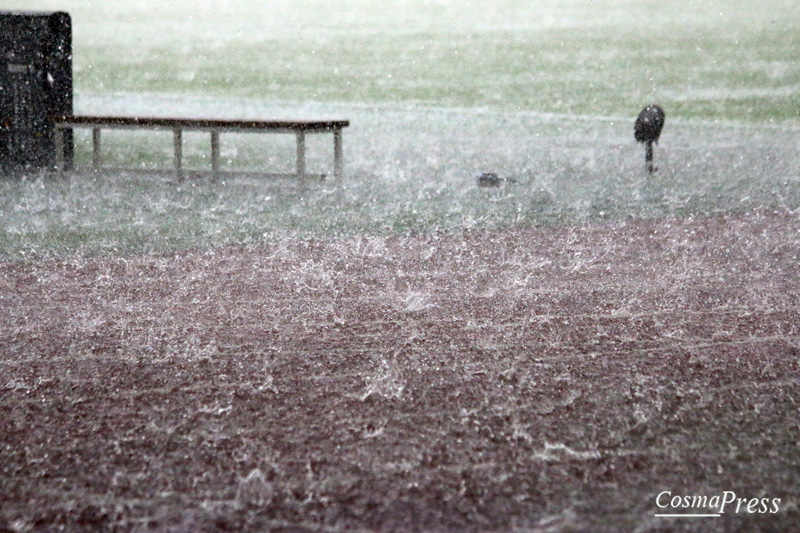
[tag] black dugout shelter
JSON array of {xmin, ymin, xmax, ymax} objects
[{"xmin": 0, "ymin": 11, "xmax": 72, "ymax": 173}]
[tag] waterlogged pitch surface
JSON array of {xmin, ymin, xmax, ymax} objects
[
  {"xmin": 2, "ymin": 97, "xmax": 799, "ymax": 258},
  {"xmin": 2, "ymin": 0, "xmax": 800, "ymax": 531},
  {"xmin": 3, "ymin": 213, "xmax": 800, "ymax": 531}
]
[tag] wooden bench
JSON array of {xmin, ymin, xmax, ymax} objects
[{"xmin": 52, "ymin": 115, "xmax": 349, "ymax": 183}]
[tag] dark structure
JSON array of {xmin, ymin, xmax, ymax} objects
[
  {"xmin": 0, "ymin": 11, "xmax": 72, "ymax": 174},
  {"xmin": 477, "ymin": 172, "xmax": 502, "ymax": 187},
  {"xmin": 634, "ymin": 104, "xmax": 665, "ymax": 174}
]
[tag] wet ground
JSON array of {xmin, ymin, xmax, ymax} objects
[{"xmin": 2, "ymin": 210, "xmax": 799, "ymax": 531}]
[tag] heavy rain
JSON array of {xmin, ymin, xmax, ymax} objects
[{"xmin": 1, "ymin": 0, "xmax": 799, "ymax": 531}]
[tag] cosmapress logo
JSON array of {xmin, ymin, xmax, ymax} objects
[{"xmin": 655, "ymin": 491, "xmax": 781, "ymax": 518}]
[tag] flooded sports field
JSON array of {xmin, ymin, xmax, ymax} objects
[{"xmin": 1, "ymin": 1, "xmax": 799, "ymax": 531}]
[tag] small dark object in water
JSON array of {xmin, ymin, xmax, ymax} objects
[
  {"xmin": 634, "ymin": 105, "xmax": 665, "ymax": 174},
  {"xmin": 478, "ymin": 173, "xmax": 503, "ymax": 187}
]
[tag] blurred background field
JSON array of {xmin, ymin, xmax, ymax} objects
[
  {"xmin": 17, "ymin": 0, "xmax": 800, "ymax": 122},
  {"xmin": 0, "ymin": 0, "xmax": 799, "ymax": 258}
]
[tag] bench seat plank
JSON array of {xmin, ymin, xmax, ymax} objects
[
  {"xmin": 52, "ymin": 115, "xmax": 349, "ymax": 181},
  {"xmin": 52, "ymin": 115, "xmax": 349, "ymax": 132}
]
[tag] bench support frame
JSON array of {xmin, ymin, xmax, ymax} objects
[{"xmin": 53, "ymin": 116, "xmax": 349, "ymax": 183}]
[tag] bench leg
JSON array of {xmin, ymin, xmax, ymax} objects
[
  {"xmin": 92, "ymin": 128, "xmax": 102, "ymax": 170},
  {"xmin": 211, "ymin": 130, "xmax": 220, "ymax": 181},
  {"xmin": 54, "ymin": 125, "xmax": 65, "ymax": 176},
  {"xmin": 296, "ymin": 130, "xmax": 306, "ymax": 185},
  {"xmin": 173, "ymin": 127, "xmax": 183, "ymax": 181},
  {"xmin": 333, "ymin": 128, "xmax": 343, "ymax": 181}
]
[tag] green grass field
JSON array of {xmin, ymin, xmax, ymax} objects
[
  {"xmin": 19, "ymin": 0, "xmax": 800, "ymax": 122},
  {"xmin": 1, "ymin": 0, "xmax": 799, "ymax": 259}
]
